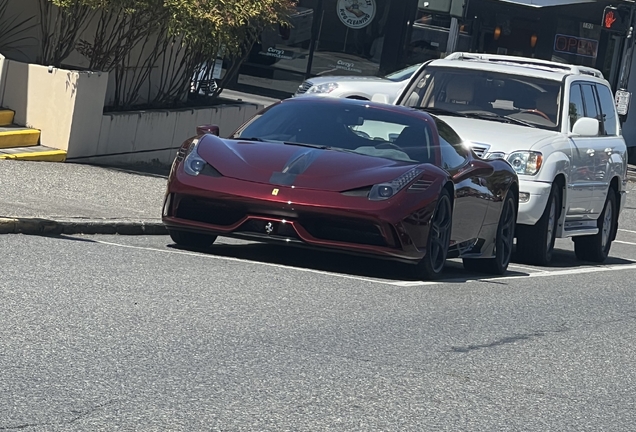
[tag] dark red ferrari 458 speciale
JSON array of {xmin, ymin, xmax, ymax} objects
[{"xmin": 162, "ymin": 97, "xmax": 519, "ymax": 279}]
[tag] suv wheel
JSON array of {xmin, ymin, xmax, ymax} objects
[
  {"xmin": 515, "ymin": 184, "xmax": 560, "ymax": 266},
  {"xmin": 574, "ymin": 189, "xmax": 617, "ymax": 263}
]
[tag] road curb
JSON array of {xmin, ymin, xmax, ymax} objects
[{"xmin": 0, "ymin": 217, "xmax": 167, "ymax": 236}]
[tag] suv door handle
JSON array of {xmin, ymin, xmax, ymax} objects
[
  {"xmin": 586, "ymin": 148, "xmax": 595, "ymax": 156},
  {"xmin": 604, "ymin": 147, "xmax": 613, "ymax": 154}
]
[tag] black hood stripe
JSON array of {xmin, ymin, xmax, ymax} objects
[{"xmin": 269, "ymin": 148, "xmax": 322, "ymax": 186}]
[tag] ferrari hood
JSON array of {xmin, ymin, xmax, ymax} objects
[
  {"xmin": 195, "ymin": 135, "xmax": 419, "ymax": 192},
  {"xmin": 437, "ymin": 116, "xmax": 558, "ymax": 154}
]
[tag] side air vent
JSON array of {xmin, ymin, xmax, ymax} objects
[
  {"xmin": 408, "ymin": 179, "xmax": 433, "ymax": 192},
  {"xmin": 341, "ymin": 187, "xmax": 372, "ymax": 197}
]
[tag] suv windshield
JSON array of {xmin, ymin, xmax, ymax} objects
[{"xmin": 401, "ymin": 66, "xmax": 563, "ymax": 131}]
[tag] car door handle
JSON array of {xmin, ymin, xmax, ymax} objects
[
  {"xmin": 586, "ymin": 148, "xmax": 595, "ymax": 156},
  {"xmin": 604, "ymin": 147, "xmax": 613, "ymax": 154}
]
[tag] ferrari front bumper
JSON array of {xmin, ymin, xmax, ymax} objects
[{"xmin": 162, "ymin": 170, "xmax": 436, "ymax": 262}]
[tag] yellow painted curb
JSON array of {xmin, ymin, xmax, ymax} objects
[
  {"xmin": 0, "ymin": 129, "xmax": 40, "ymax": 148},
  {"xmin": 0, "ymin": 110, "xmax": 15, "ymax": 126},
  {"xmin": 0, "ymin": 150, "xmax": 67, "ymax": 162}
]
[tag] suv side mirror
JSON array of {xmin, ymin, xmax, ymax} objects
[
  {"xmin": 571, "ymin": 117, "xmax": 599, "ymax": 137},
  {"xmin": 371, "ymin": 93, "xmax": 390, "ymax": 104}
]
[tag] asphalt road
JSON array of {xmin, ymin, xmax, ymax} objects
[{"xmin": 2, "ymin": 212, "xmax": 636, "ymax": 430}]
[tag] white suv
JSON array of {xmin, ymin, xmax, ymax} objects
[{"xmin": 394, "ymin": 53, "xmax": 628, "ymax": 266}]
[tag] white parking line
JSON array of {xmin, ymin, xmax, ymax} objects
[
  {"xmin": 619, "ymin": 229, "xmax": 636, "ymax": 234},
  {"xmin": 92, "ymin": 239, "xmax": 636, "ymax": 288},
  {"xmin": 615, "ymin": 240, "xmax": 636, "ymax": 246}
]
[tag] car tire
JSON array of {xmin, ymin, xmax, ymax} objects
[
  {"xmin": 463, "ymin": 189, "xmax": 517, "ymax": 275},
  {"xmin": 573, "ymin": 189, "xmax": 617, "ymax": 263},
  {"xmin": 416, "ymin": 189, "xmax": 452, "ymax": 280},
  {"xmin": 515, "ymin": 184, "xmax": 560, "ymax": 266},
  {"xmin": 169, "ymin": 230, "xmax": 217, "ymax": 249}
]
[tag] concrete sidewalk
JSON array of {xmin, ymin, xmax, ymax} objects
[
  {"xmin": 1, "ymin": 157, "xmax": 635, "ymax": 237},
  {"xmin": 0, "ymin": 160, "xmax": 168, "ymax": 235}
]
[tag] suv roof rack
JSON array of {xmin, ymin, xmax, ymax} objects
[{"xmin": 444, "ymin": 52, "xmax": 605, "ymax": 79}]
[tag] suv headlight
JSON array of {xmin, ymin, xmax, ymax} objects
[
  {"xmin": 507, "ymin": 151, "xmax": 543, "ymax": 176},
  {"xmin": 182, "ymin": 139, "xmax": 206, "ymax": 176},
  {"xmin": 369, "ymin": 168, "xmax": 423, "ymax": 201},
  {"xmin": 307, "ymin": 82, "xmax": 339, "ymax": 94}
]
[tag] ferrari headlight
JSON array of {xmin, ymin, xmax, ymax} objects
[
  {"xmin": 307, "ymin": 82, "xmax": 339, "ymax": 94},
  {"xmin": 507, "ymin": 151, "xmax": 543, "ymax": 176},
  {"xmin": 183, "ymin": 139, "xmax": 206, "ymax": 176},
  {"xmin": 369, "ymin": 168, "xmax": 424, "ymax": 201}
]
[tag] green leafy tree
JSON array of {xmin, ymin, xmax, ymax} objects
[
  {"xmin": 0, "ymin": 0, "xmax": 38, "ymax": 61},
  {"xmin": 39, "ymin": 0, "xmax": 294, "ymax": 108}
]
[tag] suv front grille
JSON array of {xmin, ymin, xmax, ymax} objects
[
  {"xmin": 296, "ymin": 81, "xmax": 313, "ymax": 95},
  {"xmin": 469, "ymin": 143, "xmax": 490, "ymax": 158}
]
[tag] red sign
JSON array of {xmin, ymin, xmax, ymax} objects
[
  {"xmin": 604, "ymin": 10, "xmax": 617, "ymax": 29},
  {"xmin": 553, "ymin": 34, "xmax": 598, "ymax": 59}
]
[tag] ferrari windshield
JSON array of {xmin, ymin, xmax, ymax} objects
[
  {"xmin": 401, "ymin": 66, "xmax": 563, "ymax": 131},
  {"xmin": 231, "ymin": 100, "xmax": 437, "ymax": 164}
]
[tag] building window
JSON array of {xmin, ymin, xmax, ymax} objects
[
  {"xmin": 310, "ymin": 0, "xmax": 391, "ymax": 77},
  {"xmin": 405, "ymin": 9, "xmax": 472, "ymax": 66},
  {"xmin": 552, "ymin": 18, "xmax": 600, "ymax": 67}
]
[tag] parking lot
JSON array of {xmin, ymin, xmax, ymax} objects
[{"xmin": 2, "ymin": 183, "xmax": 634, "ymax": 430}]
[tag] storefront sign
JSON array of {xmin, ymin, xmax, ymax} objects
[
  {"xmin": 330, "ymin": 59, "xmax": 363, "ymax": 73},
  {"xmin": 259, "ymin": 47, "xmax": 294, "ymax": 60},
  {"xmin": 615, "ymin": 90, "xmax": 631, "ymax": 116},
  {"xmin": 553, "ymin": 34, "xmax": 598, "ymax": 59},
  {"xmin": 337, "ymin": 0, "xmax": 376, "ymax": 29}
]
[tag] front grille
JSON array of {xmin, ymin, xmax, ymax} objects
[
  {"xmin": 296, "ymin": 81, "xmax": 313, "ymax": 95},
  {"xmin": 175, "ymin": 196, "xmax": 246, "ymax": 226},
  {"xmin": 174, "ymin": 195, "xmax": 388, "ymax": 247},
  {"xmin": 198, "ymin": 80, "xmax": 217, "ymax": 94},
  {"xmin": 300, "ymin": 216, "xmax": 387, "ymax": 247},
  {"xmin": 237, "ymin": 220, "xmax": 300, "ymax": 239},
  {"xmin": 470, "ymin": 143, "xmax": 490, "ymax": 158}
]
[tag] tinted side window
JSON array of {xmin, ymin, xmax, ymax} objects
[
  {"xmin": 435, "ymin": 117, "xmax": 463, "ymax": 146},
  {"xmin": 439, "ymin": 136, "xmax": 467, "ymax": 170},
  {"xmin": 581, "ymin": 84, "xmax": 600, "ymax": 120},
  {"xmin": 569, "ymin": 84, "xmax": 584, "ymax": 131},
  {"xmin": 433, "ymin": 118, "xmax": 467, "ymax": 170},
  {"xmin": 595, "ymin": 84, "xmax": 618, "ymax": 136}
]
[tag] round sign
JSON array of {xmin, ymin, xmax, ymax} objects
[{"xmin": 337, "ymin": 0, "xmax": 376, "ymax": 30}]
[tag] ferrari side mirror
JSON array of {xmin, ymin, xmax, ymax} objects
[
  {"xmin": 197, "ymin": 124, "xmax": 220, "ymax": 136},
  {"xmin": 453, "ymin": 160, "xmax": 494, "ymax": 182}
]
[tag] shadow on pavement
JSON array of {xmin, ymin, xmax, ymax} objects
[
  {"xmin": 513, "ymin": 248, "xmax": 635, "ymax": 269},
  {"xmin": 168, "ymin": 241, "xmax": 531, "ymax": 283}
]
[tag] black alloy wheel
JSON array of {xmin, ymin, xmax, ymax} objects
[
  {"xmin": 574, "ymin": 189, "xmax": 617, "ymax": 263},
  {"xmin": 463, "ymin": 189, "xmax": 517, "ymax": 275},
  {"xmin": 416, "ymin": 189, "xmax": 453, "ymax": 279}
]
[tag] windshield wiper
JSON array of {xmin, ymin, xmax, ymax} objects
[
  {"xmin": 463, "ymin": 113, "xmax": 537, "ymax": 128},
  {"xmin": 283, "ymin": 141, "xmax": 331, "ymax": 150},
  {"xmin": 410, "ymin": 107, "xmax": 468, "ymax": 117},
  {"xmin": 235, "ymin": 136, "xmax": 265, "ymax": 141}
]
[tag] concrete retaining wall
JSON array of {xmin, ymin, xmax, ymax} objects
[
  {"xmin": 0, "ymin": 58, "xmax": 109, "ymax": 153},
  {"xmin": 70, "ymin": 102, "xmax": 262, "ymax": 166}
]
